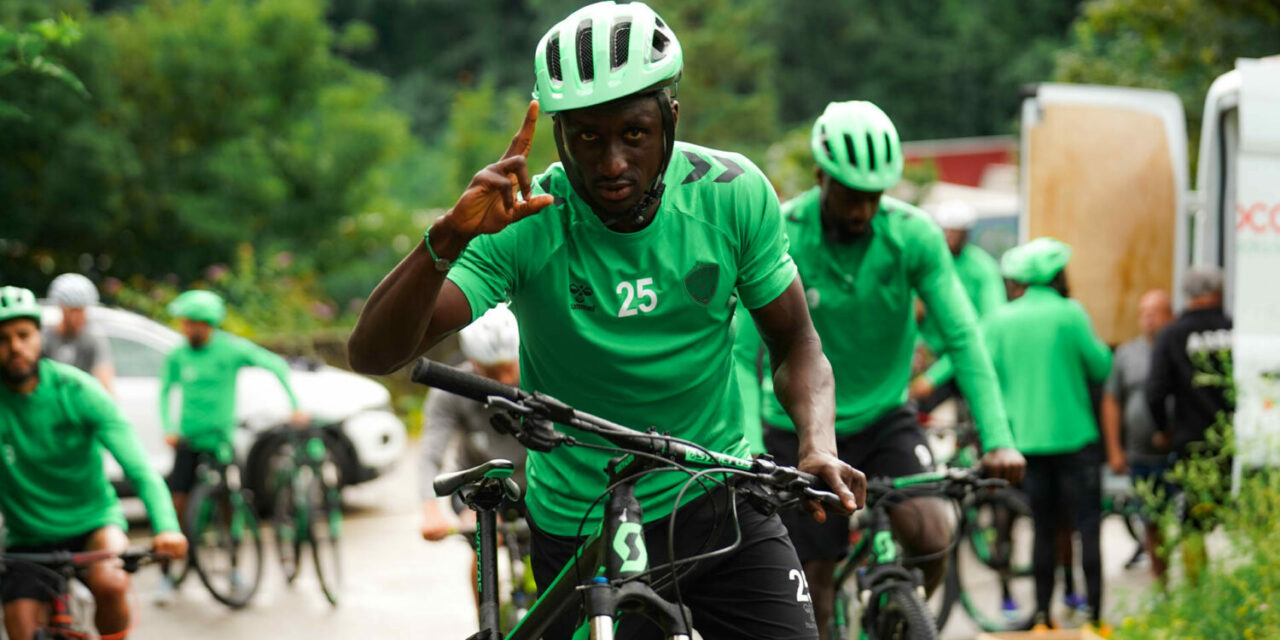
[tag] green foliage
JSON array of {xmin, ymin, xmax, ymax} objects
[
  {"xmin": 109, "ymin": 243, "xmax": 342, "ymax": 354},
  {"xmin": 1, "ymin": 0, "xmax": 409, "ymax": 298},
  {"xmin": 769, "ymin": 0, "xmax": 1082, "ymax": 139},
  {"xmin": 1055, "ymin": 0, "xmax": 1280, "ymax": 166},
  {"xmin": 0, "ymin": 14, "xmax": 87, "ymax": 120},
  {"xmin": 1119, "ymin": 351, "xmax": 1280, "ymax": 639}
]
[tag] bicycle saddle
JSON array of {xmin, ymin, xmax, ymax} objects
[{"xmin": 434, "ymin": 459, "xmax": 516, "ymax": 498}]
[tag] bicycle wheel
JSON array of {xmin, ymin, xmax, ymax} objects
[
  {"xmin": 868, "ymin": 584, "xmax": 937, "ymax": 640},
  {"xmin": 309, "ymin": 464, "xmax": 344, "ymax": 606},
  {"xmin": 187, "ymin": 482, "xmax": 264, "ymax": 609},
  {"xmin": 271, "ymin": 470, "xmax": 302, "ymax": 584},
  {"xmin": 831, "ymin": 580, "xmax": 862, "ymax": 640},
  {"xmin": 161, "ymin": 547, "xmax": 192, "ymax": 587},
  {"xmin": 926, "ymin": 561, "xmax": 958, "ymax": 632},
  {"xmin": 951, "ymin": 491, "xmax": 1036, "ymax": 632}
]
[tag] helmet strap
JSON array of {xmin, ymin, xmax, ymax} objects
[{"xmin": 553, "ymin": 91, "xmax": 676, "ymax": 231}]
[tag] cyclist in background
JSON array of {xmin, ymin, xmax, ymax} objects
[
  {"xmin": 418, "ymin": 305, "xmax": 527, "ymax": 604},
  {"xmin": 0, "ymin": 286, "xmax": 187, "ymax": 640},
  {"xmin": 979, "ymin": 239, "xmax": 1113, "ymax": 634},
  {"xmin": 43, "ymin": 273, "xmax": 116, "ymax": 395},
  {"xmin": 737, "ymin": 101, "xmax": 1025, "ymax": 638},
  {"xmin": 157, "ymin": 289, "xmax": 306, "ymax": 599},
  {"xmin": 348, "ymin": 3, "xmax": 863, "ymax": 637},
  {"xmin": 909, "ymin": 201, "xmax": 1006, "ymax": 408}
]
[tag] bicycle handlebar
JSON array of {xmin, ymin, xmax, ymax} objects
[
  {"xmin": 411, "ymin": 358, "xmax": 844, "ymax": 511},
  {"xmin": 0, "ymin": 548, "xmax": 166, "ymax": 574}
]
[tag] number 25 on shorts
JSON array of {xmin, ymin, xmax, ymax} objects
[{"xmin": 616, "ymin": 278, "xmax": 658, "ymax": 317}]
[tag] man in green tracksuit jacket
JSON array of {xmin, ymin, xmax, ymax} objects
[
  {"xmin": 736, "ymin": 101, "xmax": 1025, "ymax": 636},
  {"xmin": 981, "ymin": 238, "xmax": 1114, "ymax": 632},
  {"xmin": 159, "ymin": 290, "xmax": 306, "ymax": 531},
  {"xmin": 0, "ymin": 286, "xmax": 187, "ymax": 640}
]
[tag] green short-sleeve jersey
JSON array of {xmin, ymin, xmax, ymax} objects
[
  {"xmin": 757, "ymin": 188, "xmax": 1014, "ymax": 450},
  {"xmin": 0, "ymin": 359, "xmax": 179, "ymax": 546},
  {"xmin": 447, "ymin": 142, "xmax": 797, "ymax": 536}
]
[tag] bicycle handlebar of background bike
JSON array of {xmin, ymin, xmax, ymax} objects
[{"xmin": 0, "ymin": 548, "xmax": 168, "ymax": 574}]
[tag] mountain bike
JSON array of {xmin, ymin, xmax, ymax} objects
[
  {"xmin": 411, "ymin": 358, "xmax": 844, "ymax": 640},
  {"xmin": 829, "ymin": 468, "xmax": 1010, "ymax": 640},
  {"xmin": 917, "ymin": 420, "xmax": 1036, "ymax": 633},
  {"xmin": 267, "ymin": 422, "xmax": 345, "ymax": 606},
  {"xmin": 0, "ymin": 548, "xmax": 164, "ymax": 639},
  {"xmin": 182, "ymin": 442, "xmax": 263, "ymax": 608}
]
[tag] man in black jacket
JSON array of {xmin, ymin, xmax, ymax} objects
[
  {"xmin": 1145, "ymin": 266, "xmax": 1232, "ymax": 583},
  {"xmin": 1146, "ymin": 267, "xmax": 1233, "ymax": 456}
]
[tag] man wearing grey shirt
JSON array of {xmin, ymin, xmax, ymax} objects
[
  {"xmin": 42, "ymin": 273, "xmax": 115, "ymax": 395},
  {"xmin": 1100, "ymin": 289, "xmax": 1172, "ymax": 577}
]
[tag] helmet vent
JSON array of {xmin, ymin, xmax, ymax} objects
[
  {"xmin": 576, "ymin": 21, "xmax": 594, "ymax": 82},
  {"xmin": 547, "ymin": 34, "xmax": 562, "ymax": 82},
  {"xmin": 843, "ymin": 133, "xmax": 858, "ymax": 168},
  {"xmin": 611, "ymin": 22, "xmax": 630, "ymax": 69},
  {"xmin": 865, "ymin": 132, "xmax": 878, "ymax": 171},
  {"xmin": 884, "ymin": 132, "xmax": 894, "ymax": 163},
  {"xmin": 651, "ymin": 30, "xmax": 669, "ymax": 62}
]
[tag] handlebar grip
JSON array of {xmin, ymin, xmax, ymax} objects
[{"xmin": 410, "ymin": 358, "xmax": 524, "ymax": 403}]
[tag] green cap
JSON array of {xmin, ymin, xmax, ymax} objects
[
  {"xmin": 168, "ymin": 289, "xmax": 226, "ymax": 327},
  {"xmin": 0, "ymin": 286, "xmax": 42, "ymax": 327},
  {"xmin": 1001, "ymin": 237, "xmax": 1072, "ymax": 285},
  {"xmin": 532, "ymin": 1, "xmax": 683, "ymax": 114}
]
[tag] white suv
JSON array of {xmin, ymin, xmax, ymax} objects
[{"xmin": 40, "ymin": 304, "xmax": 406, "ymax": 503}]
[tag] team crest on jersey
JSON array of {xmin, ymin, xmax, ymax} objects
[
  {"xmin": 570, "ymin": 283, "xmax": 596, "ymax": 312},
  {"xmin": 683, "ymin": 262, "xmax": 720, "ymax": 306}
]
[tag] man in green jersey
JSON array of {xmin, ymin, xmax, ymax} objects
[
  {"xmin": 348, "ymin": 3, "xmax": 861, "ymax": 637},
  {"xmin": 910, "ymin": 200, "xmax": 1006, "ymax": 405},
  {"xmin": 160, "ymin": 290, "xmax": 306, "ymax": 545},
  {"xmin": 979, "ymin": 239, "xmax": 1113, "ymax": 632},
  {"xmin": 735, "ymin": 101, "xmax": 1025, "ymax": 636},
  {"xmin": 0, "ymin": 286, "xmax": 188, "ymax": 640}
]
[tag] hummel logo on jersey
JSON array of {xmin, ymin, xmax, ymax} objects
[{"xmin": 570, "ymin": 283, "xmax": 596, "ymax": 312}]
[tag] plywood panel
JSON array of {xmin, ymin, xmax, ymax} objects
[{"xmin": 1027, "ymin": 104, "xmax": 1177, "ymax": 345}]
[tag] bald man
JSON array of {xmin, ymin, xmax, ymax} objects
[{"xmin": 1101, "ymin": 289, "xmax": 1173, "ymax": 576}]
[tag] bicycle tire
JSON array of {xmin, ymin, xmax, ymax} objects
[
  {"xmin": 309, "ymin": 465, "xmax": 343, "ymax": 606},
  {"xmin": 951, "ymin": 492, "xmax": 1036, "ymax": 632},
  {"xmin": 161, "ymin": 548, "xmax": 192, "ymax": 587},
  {"xmin": 966, "ymin": 489, "xmax": 1032, "ymax": 577},
  {"xmin": 928, "ymin": 560, "xmax": 959, "ymax": 632},
  {"xmin": 867, "ymin": 584, "xmax": 937, "ymax": 640},
  {"xmin": 187, "ymin": 482, "xmax": 264, "ymax": 609},
  {"xmin": 271, "ymin": 467, "xmax": 302, "ymax": 585}
]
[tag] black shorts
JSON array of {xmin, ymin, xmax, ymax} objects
[
  {"xmin": 764, "ymin": 407, "xmax": 935, "ymax": 563},
  {"xmin": 0, "ymin": 530, "xmax": 97, "ymax": 604},
  {"xmin": 166, "ymin": 440, "xmax": 203, "ymax": 494},
  {"xmin": 528, "ymin": 488, "xmax": 819, "ymax": 640}
]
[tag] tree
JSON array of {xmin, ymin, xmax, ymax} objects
[
  {"xmin": 1054, "ymin": 0, "xmax": 1280, "ymax": 159},
  {"xmin": 0, "ymin": 15, "xmax": 87, "ymax": 120},
  {"xmin": 0, "ymin": 0, "xmax": 410, "ymax": 291}
]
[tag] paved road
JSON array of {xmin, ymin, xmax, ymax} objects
[{"xmin": 119, "ymin": 441, "xmax": 1157, "ymax": 640}]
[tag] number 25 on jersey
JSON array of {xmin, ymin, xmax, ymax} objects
[{"xmin": 616, "ymin": 278, "xmax": 658, "ymax": 317}]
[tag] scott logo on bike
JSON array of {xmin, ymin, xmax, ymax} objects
[{"xmin": 570, "ymin": 283, "xmax": 596, "ymax": 312}]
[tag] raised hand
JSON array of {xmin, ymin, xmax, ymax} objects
[{"xmin": 435, "ymin": 101, "xmax": 557, "ymax": 246}]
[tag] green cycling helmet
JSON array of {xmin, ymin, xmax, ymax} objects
[
  {"xmin": 168, "ymin": 289, "xmax": 226, "ymax": 327},
  {"xmin": 1001, "ymin": 237, "xmax": 1072, "ymax": 285},
  {"xmin": 0, "ymin": 286, "xmax": 42, "ymax": 327},
  {"xmin": 811, "ymin": 101, "xmax": 904, "ymax": 192},
  {"xmin": 533, "ymin": 1, "xmax": 683, "ymax": 114}
]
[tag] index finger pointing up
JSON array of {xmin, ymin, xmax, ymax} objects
[{"xmin": 502, "ymin": 100, "xmax": 541, "ymax": 160}]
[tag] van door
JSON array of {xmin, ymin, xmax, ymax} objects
[{"xmin": 1020, "ymin": 84, "xmax": 1190, "ymax": 345}]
